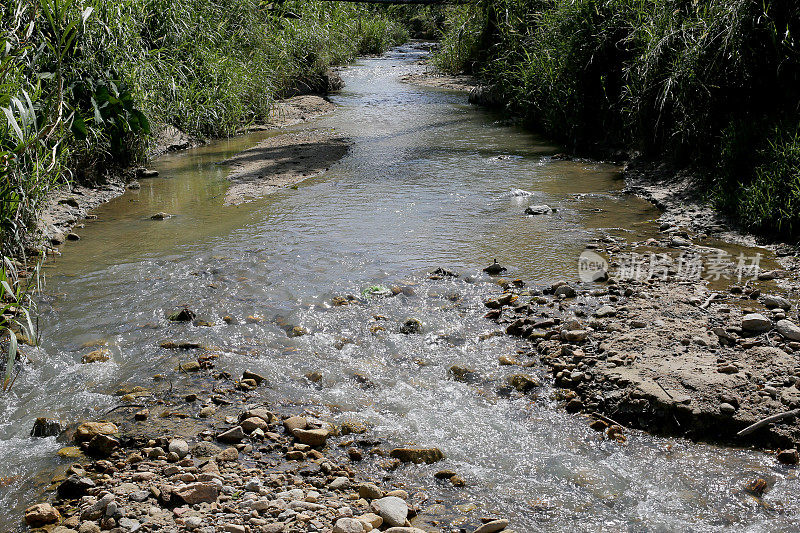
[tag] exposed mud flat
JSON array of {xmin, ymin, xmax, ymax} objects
[{"xmin": 223, "ymin": 130, "xmax": 351, "ymax": 205}]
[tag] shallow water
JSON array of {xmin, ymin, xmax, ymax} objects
[{"xmin": 2, "ymin": 44, "xmax": 798, "ymax": 532}]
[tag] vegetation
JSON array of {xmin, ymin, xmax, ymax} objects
[
  {"xmin": 0, "ymin": 0, "xmax": 408, "ymax": 257},
  {"xmin": 436, "ymin": 1, "xmax": 800, "ymax": 238}
]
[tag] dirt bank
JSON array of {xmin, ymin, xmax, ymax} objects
[{"xmin": 37, "ymin": 96, "xmax": 340, "ymax": 249}]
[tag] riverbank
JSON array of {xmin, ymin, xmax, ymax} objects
[
  {"xmin": 37, "ymin": 95, "xmax": 343, "ymax": 249},
  {"xmin": 483, "ymin": 228, "xmax": 800, "ymax": 457}
]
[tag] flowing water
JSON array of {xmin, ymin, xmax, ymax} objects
[{"xmin": 2, "ymin": 44, "xmax": 799, "ymax": 532}]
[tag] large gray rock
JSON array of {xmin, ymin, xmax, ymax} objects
[
  {"xmin": 777, "ymin": 319, "xmax": 800, "ymax": 341},
  {"xmin": 168, "ymin": 439, "xmax": 189, "ymax": 459},
  {"xmin": 742, "ymin": 313, "xmax": 772, "ymax": 333},
  {"xmin": 333, "ymin": 518, "xmax": 364, "ymax": 533},
  {"xmin": 763, "ymin": 294, "xmax": 792, "ymax": 310},
  {"xmin": 525, "ymin": 205, "xmax": 552, "ymax": 215},
  {"xmin": 371, "ymin": 496, "xmax": 408, "ymax": 528}
]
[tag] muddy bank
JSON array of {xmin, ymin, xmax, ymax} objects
[
  {"xmin": 223, "ymin": 129, "xmax": 349, "ymax": 205},
  {"xmin": 21, "ymin": 363, "xmax": 511, "ymax": 533},
  {"xmin": 482, "ymin": 230, "xmax": 800, "ymax": 455},
  {"xmin": 37, "ymin": 96, "xmax": 339, "ymax": 248}
]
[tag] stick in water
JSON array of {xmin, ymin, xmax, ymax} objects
[{"xmin": 737, "ymin": 409, "xmax": 800, "ymax": 437}]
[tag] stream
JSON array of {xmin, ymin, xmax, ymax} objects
[{"xmin": 2, "ymin": 44, "xmax": 800, "ymax": 532}]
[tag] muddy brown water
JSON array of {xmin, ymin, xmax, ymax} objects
[{"xmin": 1, "ymin": 44, "xmax": 798, "ymax": 532}]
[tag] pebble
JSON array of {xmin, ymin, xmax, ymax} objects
[{"xmin": 168, "ymin": 439, "xmax": 189, "ymax": 459}]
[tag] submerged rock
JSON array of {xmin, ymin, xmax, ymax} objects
[
  {"xmin": 399, "ymin": 318, "xmax": 423, "ymax": 334},
  {"xmin": 167, "ymin": 308, "xmax": 196, "ymax": 322},
  {"xmin": 483, "ymin": 259, "xmax": 506, "ymax": 275},
  {"xmin": 389, "ymin": 447, "xmax": 444, "ymax": 464},
  {"xmin": 31, "ymin": 417, "xmax": 62, "ymax": 438},
  {"xmin": 525, "ymin": 204, "xmax": 553, "ymax": 215},
  {"xmin": 82, "ymin": 348, "xmax": 110, "ymax": 364}
]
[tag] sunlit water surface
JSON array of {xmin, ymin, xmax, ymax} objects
[{"xmin": 1, "ymin": 45, "xmax": 797, "ymax": 532}]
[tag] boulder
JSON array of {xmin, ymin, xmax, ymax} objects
[
  {"xmin": 333, "ymin": 518, "xmax": 365, "ymax": 533},
  {"xmin": 525, "ymin": 205, "xmax": 552, "ymax": 215},
  {"xmin": 742, "ymin": 313, "xmax": 771, "ymax": 333},
  {"xmin": 168, "ymin": 439, "xmax": 189, "ymax": 459},
  {"xmin": 763, "ymin": 295, "xmax": 792, "ymax": 310},
  {"xmin": 173, "ymin": 482, "xmax": 220, "ymax": 504},
  {"xmin": 389, "ymin": 447, "xmax": 444, "ymax": 464},
  {"xmin": 371, "ymin": 496, "xmax": 408, "ymax": 528},
  {"xmin": 74, "ymin": 421, "xmax": 118, "ymax": 444},
  {"xmin": 31, "ymin": 417, "xmax": 62, "ymax": 437},
  {"xmin": 473, "ymin": 519, "xmax": 510, "ymax": 533},
  {"xmin": 57, "ymin": 475, "xmax": 95, "ymax": 499},
  {"xmin": 776, "ymin": 319, "xmax": 800, "ymax": 341},
  {"xmin": 25, "ymin": 503, "xmax": 61, "ymax": 527},
  {"xmin": 217, "ymin": 426, "xmax": 246, "ymax": 443},
  {"xmin": 293, "ymin": 428, "xmax": 329, "ymax": 447}
]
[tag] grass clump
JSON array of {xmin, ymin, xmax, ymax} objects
[{"xmin": 436, "ymin": 0, "xmax": 800, "ymax": 238}]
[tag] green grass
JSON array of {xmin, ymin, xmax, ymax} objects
[
  {"xmin": 436, "ymin": 0, "xmax": 800, "ymax": 238},
  {"xmin": 0, "ymin": 0, "xmax": 409, "ymax": 256}
]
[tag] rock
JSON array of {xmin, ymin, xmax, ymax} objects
[
  {"xmin": 742, "ymin": 313, "xmax": 771, "ymax": 333},
  {"xmin": 287, "ymin": 326, "xmax": 308, "ymax": 337},
  {"xmin": 371, "ymin": 496, "xmax": 408, "ymax": 528},
  {"xmin": 57, "ymin": 475, "xmax": 96, "ymax": 499},
  {"xmin": 31, "ymin": 417, "xmax": 62, "ymax": 437},
  {"xmin": 167, "ymin": 308, "xmax": 196, "ymax": 322},
  {"xmin": 192, "ymin": 441, "xmax": 222, "ymax": 457},
  {"xmin": 174, "ymin": 482, "xmax": 220, "ymax": 504},
  {"xmin": 595, "ymin": 305, "xmax": 616, "ymax": 318},
  {"xmin": 525, "ymin": 204, "xmax": 552, "ymax": 215},
  {"xmin": 150, "ymin": 212, "xmax": 171, "ymax": 220},
  {"xmin": 777, "ymin": 319, "xmax": 800, "ymax": 341},
  {"xmin": 87, "ymin": 433, "xmax": 120, "ymax": 456},
  {"xmin": 554, "ymin": 285, "xmax": 576, "ymax": 298},
  {"xmin": 449, "ymin": 365, "xmax": 479, "ymax": 383},
  {"xmin": 67, "ymin": 232, "xmax": 80, "ymax": 241},
  {"xmin": 118, "ymin": 517, "xmax": 141, "ymax": 531},
  {"xmin": 399, "ymin": 318, "xmax": 423, "ymax": 334},
  {"xmin": 473, "ymin": 519, "xmax": 510, "ymax": 533},
  {"xmin": 778, "ymin": 449, "xmax": 800, "ymax": 465},
  {"xmin": 384, "ymin": 529, "xmax": 427, "ymax": 533},
  {"xmin": 283, "ymin": 416, "xmax": 308, "ymax": 433},
  {"xmin": 763, "ymin": 295, "xmax": 792, "ymax": 310},
  {"xmin": 79, "ymin": 523, "xmax": 101, "ymax": 533},
  {"xmin": 168, "ymin": 439, "xmax": 189, "ymax": 459},
  {"xmin": 483, "ymin": 260, "xmax": 506, "ymax": 275},
  {"xmin": 507, "ymin": 374, "xmax": 540, "ymax": 392},
  {"xmin": 198, "ymin": 406, "xmax": 216, "ymax": 418},
  {"xmin": 358, "ymin": 482, "xmax": 384, "ymax": 500},
  {"xmin": 333, "ymin": 518, "xmax": 365, "ymax": 533},
  {"xmin": 217, "ymin": 426, "xmax": 246, "ymax": 443},
  {"xmin": 293, "ymin": 427, "xmax": 329, "ymax": 446},
  {"xmin": 242, "ymin": 370, "xmax": 266, "ymax": 384},
  {"xmin": 240, "ymin": 416, "xmax": 269, "ymax": 433},
  {"xmin": 223, "ymin": 524, "xmax": 245, "ymax": 533},
  {"xmin": 82, "ymin": 348, "xmax": 110, "ymax": 363},
  {"xmin": 216, "ymin": 447, "xmax": 238, "ymax": 462},
  {"xmin": 179, "ymin": 361, "xmax": 201, "ymax": 372},
  {"xmin": 25, "ymin": 503, "xmax": 61, "ymax": 527},
  {"xmin": 75, "ymin": 421, "xmax": 118, "ymax": 443},
  {"xmin": 435, "ymin": 469, "xmax": 457, "ymax": 479},
  {"xmin": 670, "ymin": 236, "xmax": 691, "ymax": 247},
  {"xmin": 719, "ymin": 402, "xmax": 736, "ymax": 415},
  {"xmin": 184, "ymin": 517, "xmax": 203, "ymax": 530},
  {"xmin": 561, "ymin": 330, "xmax": 587, "ymax": 342},
  {"xmin": 57, "ymin": 446, "xmax": 82, "ymax": 458},
  {"xmin": 329, "ymin": 476, "xmax": 350, "ymax": 490},
  {"xmin": 389, "ymin": 447, "xmax": 444, "ymax": 464},
  {"xmin": 136, "ymin": 168, "xmax": 159, "ymax": 178}
]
